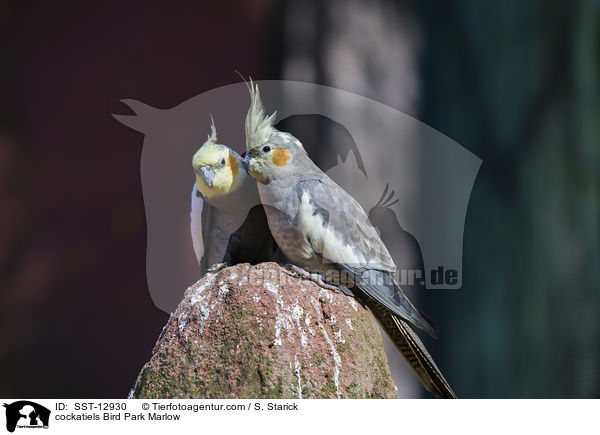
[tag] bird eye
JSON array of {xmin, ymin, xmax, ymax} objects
[
  {"xmin": 262, "ymin": 146, "xmax": 271, "ymax": 153},
  {"xmin": 220, "ymin": 158, "xmax": 226, "ymax": 165}
]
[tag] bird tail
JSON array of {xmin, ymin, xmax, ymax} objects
[{"xmin": 366, "ymin": 297, "xmax": 457, "ymax": 399}]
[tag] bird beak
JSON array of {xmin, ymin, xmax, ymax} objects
[
  {"xmin": 199, "ymin": 165, "xmax": 215, "ymax": 188},
  {"xmin": 242, "ymin": 151, "xmax": 252, "ymax": 170}
]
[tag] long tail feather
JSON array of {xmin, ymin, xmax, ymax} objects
[
  {"xmin": 347, "ymin": 267, "xmax": 439, "ymax": 338},
  {"xmin": 363, "ymin": 296, "xmax": 456, "ymax": 399}
]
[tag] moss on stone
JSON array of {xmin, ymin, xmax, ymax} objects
[{"xmin": 130, "ymin": 263, "xmax": 398, "ymax": 399}]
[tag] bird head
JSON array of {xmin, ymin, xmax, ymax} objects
[
  {"xmin": 192, "ymin": 119, "xmax": 243, "ymax": 198},
  {"xmin": 242, "ymin": 81, "xmax": 308, "ymax": 183},
  {"xmin": 244, "ymin": 139, "xmax": 307, "ymax": 184}
]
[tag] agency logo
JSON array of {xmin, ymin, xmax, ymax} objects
[
  {"xmin": 3, "ymin": 401, "xmax": 50, "ymax": 433},
  {"xmin": 113, "ymin": 80, "xmax": 481, "ymax": 313}
]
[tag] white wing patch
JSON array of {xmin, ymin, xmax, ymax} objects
[
  {"xmin": 297, "ymin": 190, "xmax": 368, "ymax": 266},
  {"xmin": 190, "ymin": 184, "xmax": 204, "ymax": 264}
]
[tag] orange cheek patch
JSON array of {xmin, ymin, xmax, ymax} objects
[
  {"xmin": 272, "ymin": 149, "xmax": 291, "ymax": 167},
  {"xmin": 227, "ymin": 156, "xmax": 239, "ymax": 177}
]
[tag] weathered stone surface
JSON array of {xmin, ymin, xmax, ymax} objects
[{"xmin": 129, "ymin": 262, "xmax": 398, "ymax": 399}]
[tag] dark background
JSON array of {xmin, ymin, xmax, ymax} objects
[{"xmin": 1, "ymin": 0, "xmax": 599, "ymax": 398}]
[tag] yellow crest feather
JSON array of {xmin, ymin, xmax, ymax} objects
[{"xmin": 244, "ymin": 80, "xmax": 276, "ymax": 150}]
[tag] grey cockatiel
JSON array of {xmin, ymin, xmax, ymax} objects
[
  {"xmin": 242, "ymin": 84, "xmax": 456, "ymax": 398},
  {"xmin": 191, "ymin": 119, "xmax": 276, "ymax": 274}
]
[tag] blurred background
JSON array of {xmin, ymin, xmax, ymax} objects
[{"xmin": 0, "ymin": 0, "xmax": 598, "ymax": 398}]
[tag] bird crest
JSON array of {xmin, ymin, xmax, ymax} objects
[
  {"xmin": 193, "ymin": 116, "xmax": 224, "ymax": 169},
  {"xmin": 205, "ymin": 114, "xmax": 218, "ymax": 145},
  {"xmin": 244, "ymin": 80, "xmax": 277, "ymax": 150}
]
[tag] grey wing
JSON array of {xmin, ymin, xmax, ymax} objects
[
  {"xmin": 343, "ymin": 267, "xmax": 438, "ymax": 338},
  {"xmin": 190, "ymin": 184, "xmax": 233, "ymax": 274},
  {"xmin": 190, "ymin": 184, "xmax": 205, "ymax": 267},
  {"xmin": 295, "ymin": 178, "xmax": 437, "ymax": 337},
  {"xmin": 295, "ymin": 177, "xmax": 395, "ymax": 271}
]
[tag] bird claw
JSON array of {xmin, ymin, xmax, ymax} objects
[
  {"xmin": 284, "ymin": 263, "xmax": 318, "ymax": 280},
  {"xmin": 284, "ymin": 264, "xmax": 352, "ymax": 295},
  {"xmin": 208, "ymin": 262, "xmax": 228, "ymax": 272}
]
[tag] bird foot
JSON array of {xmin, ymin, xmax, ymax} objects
[
  {"xmin": 208, "ymin": 262, "xmax": 229, "ymax": 272},
  {"xmin": 284, "ymin": 264, "xmax": 352, "ymax": 296}
]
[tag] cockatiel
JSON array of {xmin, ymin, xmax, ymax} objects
[
  {"xmin": 191, "ymin": 118, "xmax": 276, "ymax": 274},
  {"xmin": 242, "ymin": 84, "xmax": 456, "ymax": 398}
]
